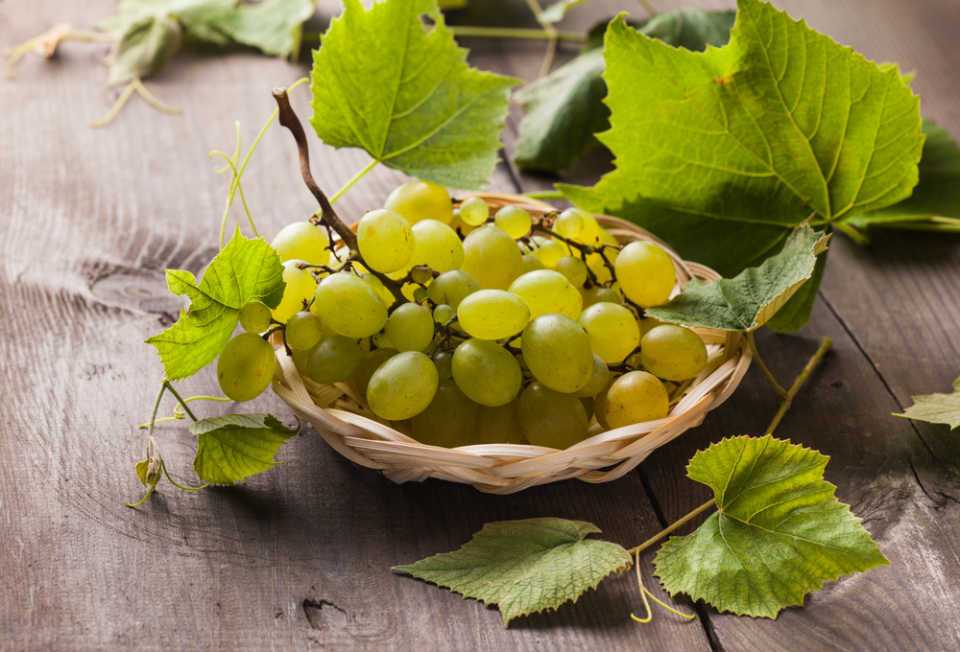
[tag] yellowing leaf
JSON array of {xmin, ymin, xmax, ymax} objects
[
  {"xmin": 895, "ymin": 377, "xmax": 960, "ymax": 430},
  {"xmin": 108, "ymin": 15, "xmax": 183, "ymax": 85},
  {"xmin": 191, "ymin": 414, "xmax": 298, "ymax": 485}
]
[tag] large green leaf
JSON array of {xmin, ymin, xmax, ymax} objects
[
  {"xmin": 394, "ymin": 518, "xmax": 631, "ymax": 625},
  {"xmin": 146, "ymin": 230, "xmax": 285, "ymax": 380},
  {"xmin": 193, "ymin": 0, "xmax": 315, "ymax": 58},
  {"xmin": 310, "ymin": 0, "xmax": 518, "ymax": 188},
  {"xmin": 191, "ymin": 414, "xmax": 298, "ymax": 485},
  {"xmin": 895, "ymin": 377, "xmax": 960, "ymax": 430},
  {"xmin": 654, "ymin": 435, "xmax": 888, "ymax": 618}
]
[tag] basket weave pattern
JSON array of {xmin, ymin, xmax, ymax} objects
[{"xmin": 272, "ymin": 193, "xmax": 752, "ymax": 494}]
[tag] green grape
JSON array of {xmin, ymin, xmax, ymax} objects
[
  {"xmin": 615, "ymin": 241, "xmax": 676, "ymax": 307},
  {"xmin": 474, "ymin": 402, "xmax": 527, "ymax": 444},
  {"xmin": 461, "ymin": 224, "xmax": 523, "ymax": 289},
  {"xmin": 529, "ymin": 235, "xmax": 568, "ymax": 268},
  {"xmin": 385, "ymin": 179, "xmax": 453, "ymax": 224},
  {"xmin": 313, "ymin": 272, "xmax": 387, "ymax": 338},
  {"xmin": 271, "ymin": 222, "xmax": 330, "ymax": 265},
  {"xmin": 458, "ymin": 196, "xmax": 489, "ymax": 226},
  {"xmin": 554, "ymin": 255, "xmax": 588, "ymax": 287},
  {"xmin": 582, "ymin": 285, "xmax": 623, "ymax": 307},
  {"xmin": 357, "ymin": 208, "xmax": 414, "ymax": 273},
  {"xmin": 432, "ymin": 350, "xmax": 453, "ymax": 379},
  {"xmin": 494, "ymin": 205, "xmax": 532, "ymax": 239},
  {"xmin": 579, "ymin": 302, "xmax": 641, "ymax": 363},
  {"xmin": 597, "ymin": 371, "xmax": 669, "ymax": 429},
  {"xmin": 433, "ymin": 303, "xmax": 455, "ymax": 325},
  {"xmin": 384, "ymin": 302, "xmax": 435, "ymax": 352},
  {"xmin": 372, "ymin": 330, "xmax": 393, "ymax": 350},
  {"xmin": 638, "ymin": 317, "xmax": 661, "ymax": 337},
  {"xmin": 586, "ymin": 250, "xmax": 616, "ymax": 285},
  {"xmin": 349, "ymin": 348, "xmax": 396, "ymax": 396},
  {"xmin": 554, "ymin": 208, "xmax": 600, "ymax": 244},
  {"xmin": 410, "ymin": 219, "xmax": 463, "ymax": 272},
  {"xmin": 427, "ymin": 269, "xmax": 479, "ymax": 309},
  {"xmin": 457, "ymin": 289, "xmax": 530, "ymax": 340},
  {"xmin": 359, "ymin": 272, "xmax": 396, "ymax": 307},
  {"xmin": 522, "ymin": 314, "xmax": 593, "ymax": 393},
  {"xmin": 452, "ymin": 339, "xmax": 522, "ymax": 407},
  {"xmin": 285, "ymin": 311, "xmax": 326, "ymax": 351},
  {"xmin": 217, "ymin": 333, "xmax": 277, "ymax": 401},
  {"xmin": 508, "ymin": 269, "xmax": 582, "ymax": 320},
  {"xmin": 580, "ymin": 396, "xmax": 595, "ymax": 420},
  {"xmin": 521, "ymin": 253, "xmax": 545, "ymax": 274},
  {"xmin": 411, "ymin": 380, "xmax": 480, "ymax": 447},
  {"xmin": 367, "ymin": 351, "xmax": 439, "ymax": 420},
  {"xmin": 239, "ymin": 301, "xmax": 272, "ymax": 333},
  {"xmin": 517, "ymin": 383, "xmax": 589, "ymax": 449},
  {"xmin": 303, "ymin": 335, "xmax": 365, "ymax": 384},
  {"xmin": 409, "ymin": 267, "xmax": 433, "ymax": 285},
  {"xmin": 576, "ymin": 353, "xmax": 612, "ymax": 398},
  {"xmin": 273, "ymin": 259, "xmax": 318, "ymax": 323},
  {"xmin": 640, "ymin": 324, "xmax": 708, "ymax": 381}
]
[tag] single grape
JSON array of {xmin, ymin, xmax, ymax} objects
[
  {"xmin": 452, "ymin": 339, "xmax": 522, "ymax": 407},
  {"xmin": 385, "ymin": 302, "xmax": 435, "ymax": 352},
  {"xmin": 432, "ymin": 350, "xmax": 453, "ymax": 379},
  {"xmin": 457, "ymin": 289, "xmax": 530, "ymax": 340},
  {"xmin": 597, "ymin": 370, "xmax": 669, "ymax": 428},
  {"xmin": 640, "ymin": 324, "xmax": 708, "ymax": 381},
  {"xmin": 554, "ymin": 208, "xmax": 600, "ymax": 244},
  {"xmin": 582, "ymin": 285, "xmax": 623, "ymax": 307},
  {"xmin": 349, "ymin": 348, "xmax": 396, "ymax": 396},
  {"xmin": 367, "ymin": 351, "xmax": 439, "ymax": 420},
  {"xmin": 529, "ymin": 235, "xmax": 568, "ymax": 268},
  {"xmin": 494, "ymin": 205, "xmax": 532, "ymax": 239},
  {"xmin": 637, "ymin": 317, "xmax": 661, "ymax": 338},
  {"xmin": 576, "ymin": 353, "xmax": 612, "ymax": 398},
  {"xmin": 458, "ymin": 196, "xmax": 489, "ymax": 226},
  {"xmin": 239, "ymin": 301, "xmax": 272, "ymax": 333},
  {"xmin": 426, "ymin": 270, "xmax": 478, "ymax": 309},
  {"xmin": 522, "ymin": 314, "xmax": 593, "ymax": 393},
  {"xmin": 615, "ymin": 241, "xmax": 676, "ymax": 307},
  {"xmin": 217, "ymin": 333, "xmax": 277, "ymax": 401},
  {"xmin": 474, "ymin": 402, "xmax": 527, "ymax": 445},
  {"xmin": 313, "ymin": 272, "xmax": 387, "ymax": 338},
  {"xmin": 508, "ymin": 269, "xmax": 582, "ymax": 320},
  {"xmin": 411, "ymin": 380, "xmax": 480, "ymax": 447},
  {"xmin": 579, "ymin": 302, "xmax": 641, "ymax": 363},
  {"xmin": 303, "ymin": 335, "xmax": 365, "ymax": 384},
  {"xmin": 521, "ymin": 253, "xmax": 545, "ymax": 274},
  {"xmin": 461, "ymin": 224, "xmax": 523, "ymax": 289},
  {"xmin": 554, "ymin": 255, "xmax": 588, "ymax": 287},
  {"xmin": 586, "ymin": 251, "xmax": 616, "ymax": 285},
  {"xmin": 359, "ymin": 272, "xmax": 396, "ymax": 307},
  {"xmin": 271, "ymin": 222, "xmax": 330, "ymax": 265},
  {"xmin": 517, "ymin": 383, "xmax": 590, "ymax": 449},
  {"xmin": 285, "ymin": 311, "xmax": 326, "ymax": 351},
  {"xmin": 410, "ymin": 219, "xmax": 463, "ymax": 272},
  {"xmin": 385, "ymin": 180, "xmax": 453, "ymax": 224},
  {"xmin": 357, "ymin": 208, "xmax": 414, "ymax": 273},
  {"xmin": 410, "ymin": 266, "xmax": 434, "ymax": 285},
  {"xmin": 273, "ymin": 259, "xmax": 318, "ymax": 323}
]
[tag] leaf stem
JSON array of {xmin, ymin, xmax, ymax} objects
[
  {"xmin": 626, "ymin": 498, "xmax": 716, "ymax": 557},
  {"xmin": 330, "ymin": 159, "xmax": 380, "ymax": 205},
  {"xmin": 765, "ymin": 336, "xmax": 832, "ymax": 435},
  {"xmin": 746, "ymin": 333, "xmax": 787, "ymax": 398},
  {"xmin": 162, "ymin": 381, "xmax": 199, "ymax": 422},
  {"xmin": 638, "ymin": 0, "xmax": 658, "ymax": 17},
  {"xmin": 834, "ymin": 221, "xmax": 870, "ymax": 246},
  {"xmin": 524, "ymin": 189, "xmax": 564, "ymax": 200},
  {"xmin": 524, "ymin": 0, "xmax": 558, "ymax": 77}
]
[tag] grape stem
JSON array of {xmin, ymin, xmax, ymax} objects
[
  {"xmin": 530, "ymin": 222, "xmax": 621, "ymax": 290},
  {"xmin": 626, "ymin": 497, "xmax": 716, "ymax": 557},
  {"xmin": 745, "ymin": 333, "xmax": 787, "ymax": 398},
  {"xmin": 330, "ymin": 159, "xmax": 380, "ymax": 205},
  {"xmin": 765, "ymin": 336, "xmax": 832, "ymax": 436}
]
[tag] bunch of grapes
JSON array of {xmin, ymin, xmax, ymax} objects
[{"xmin": 219, "ymin": 179, "xmax": 710, "ymax": 450}]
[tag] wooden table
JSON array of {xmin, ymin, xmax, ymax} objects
[{"xmin": 3, "ymin": 1, "xmax": 960, "ymax": 649}]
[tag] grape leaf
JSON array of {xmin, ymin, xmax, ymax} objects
[
  {"xmin": 146, "ymin": 230, "xmax": 285, "ymax": 380},
  {"xmin": 309, "ymin": 0, "xmax": 518, "ymax": 189},
  {"xmin": 895, "ymin": 377, "xmax": 960, "ymax": 430},
  {"xmin": 108, "ymin": 15, "xmax": 183, "ymax": 85},
  {"xmin": 191, "ymin": 414, "xmax": 298, "ymax": 485},
  {"xmin": 191, "ymin": 0, "xmax": 316, "ymax": 58},
  {"xmin": 393, "ymin": 518, "xmax": 631, "ymax": 625},
  {"xmin": 540, "ymin": 0, "xmax": 586, "ymax": 24},
  {"xmin": 654, "ymin": 435, "xmax": 888, "ymax": 618},
  {"xmin": 647, "ymin": 227, "xmax": 829, "ymax": 332}
]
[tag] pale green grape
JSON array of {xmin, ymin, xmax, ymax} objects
[
  {"xmin": 494, "ymin": 205, "xmax": 531, "ymax": 239},
  {"xmin": 271, "ymin": 222, "xmax": 329, "ymax": 265},
  {"xmin": 409, "ymin": 266, "xmax": 434, "ymax": 285},
  {"xmin": 529, "ymin": 235, "xmax": 568, "ymax": 268},
  {"xmin": 427, "ymin": 269, "xmax": 478, "ymax": 309},
  {"xmin": 313, "ymin": 272, "xmax": 387, "ymax": 338},
  {"xmin": 304, "ymin": 335, "xmax": 365, "ymax": 384},
  {"xmin": 349, "ymin": 348, "xmax": 396, "ymax": 396},
  {"xmin": 273, "ymin": 259, "xmax": 318, "ymax": 323},
  {"xmin": 517, "ymin": 383, "xmax": 589, "ymax": 449},
  {"xmin": 474, "ymin": 402, "xmax": 527, "ymax": 444},
  {"xmin": 285, "ymin": 311, "xmax": 326, "ymax": 351},
  {"xmin": 579, "ymin": 302, "xmax": 640, "ymax": 363},
  {"xmin": 597, "ymin": 371, "xmax": 668, "ymax": 428},
  {"xmin": 521, "ymin": 314, "xmax": 593, "ymax": 393},
  {"xmin": 640, "ymin": 324, "xmax": 708, "ymax": 381},
  {"xmin": 239, "ymin": 301, "xmax": 272, "ymax": 333},
  {"xmin": 461, "ymin": 224, "xmax": 523, "ymax": 289},
  {"xmin": 638, "ymin": 317, "xmax": 661, "ymax": 337},
  {"xmin": 508, "ymin": 270, "xmax": 582, "ymax": 320},
  {"xmin": 385, "ymin": 179, "xmax": 453, "ymax": 224},
  {"xmin": 366, "ymin": 351, "xmax": 439, "ymax": 420},
  {"xmin": 582, "ymin": 285, "xmax": 623, "ymax": 307},
  {"xmin": 457, "ymin": 289, "xmax": 530, "ymax": 340},
  {"xmin": 452, "ymin": 339, "xmax": 522, "ymax": 407},
  {"xmin": 410, "ymin": 219, "xmax": 463, "ymax": 272},
  {"xmin": 554, "ymin": 255, "xmax": 588, "ymax": 287},
  {"xmin": 433, "ymin": 304, "xmax": 455, "ymax": 325},
  {"xmin": 217, "ymin": 333, "xmax": 277, "ymax": 401},
  {"xmin": 411, "ymin": 380, "xmax": 480, "ymax": 447},
  {"xmin": 432, "ymin": 350, "xmax": 453, "ymax": 379},
  {"xmin": 521, "ymin": 253, "xmax": 545, "ymax": 273},
  {"xmin": 586, "ymin": 250, "xmax": 616, "ymax": 285},
  {"xmin": 458, "ymin": 196, "xmax": 489, "ymax": 226},
  {"xmin": 576, "ymin": 353, "xmax": 611, "ymax": 398},
  {"xmin": 615, "ymin": 241, "xmax": 676, "ymax": 307},
  {"xmin": 554, "ymin": 208, "xmax": 600, "ymax": 245},
  {"xmin": 384, "ymin": 302, "xmax": 435, "ymax": 352},
  {"xmin": 357, "ymin": 208, "xmax": 414, "ymax": 273},
  {"xmin": 359, "ymin": 272, "xmax": 396, "ymax": 307}
]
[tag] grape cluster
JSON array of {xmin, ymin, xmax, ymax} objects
[{"xmin": 219, "ymin": 179, "xmax": 710, "ymax": 450}]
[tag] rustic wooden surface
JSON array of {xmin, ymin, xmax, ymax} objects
[{"xmin": 2, "ymin": 1, "xmax": 959, "ymax": 650}]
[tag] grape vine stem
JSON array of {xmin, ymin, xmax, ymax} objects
[
  {"xmin": 746, "ymin": 333, "xmax": 787, "ymax": 398},
  {"xmin": 765, "ymin": 336, "xmax": 832, "ymax": 436}
]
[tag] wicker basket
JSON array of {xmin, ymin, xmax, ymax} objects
[{"xmin": 271, "ymin": 192, "xmax": 752, "ymax": 494}]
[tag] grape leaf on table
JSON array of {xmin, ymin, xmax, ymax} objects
[
  {"xmin": 108, "ymin": 15, "xmax": 183, "ymax": 85},
  {"xmin": 647, "ymin": 227, "xmax": 829, "ymax": 331},
  {"xmin": 309, "ymin": 0, "xmax": 518, "ymax": 189},
  {"xmin": 146, "ymin": 230, "xmax": 285, "ymax": 380},
  {"xmin": 895, "ymin": 377, "xmax": 960, "ymax": 430},
  {"xmin": 191, "ymin": 414, "xmax": 298, "ymax": 485},
  {"xmin": 394, "ymin": 518, "xmax": 631, "ymax": 625},
  {"xmin": 189, "ymin": 0, "xmax": 316, "ymax": 58},
  {"xmin": 654, "ymin": 435, "xmax": 888, "ymax": 618}
]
